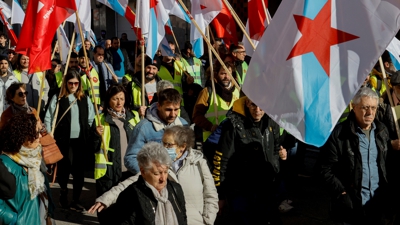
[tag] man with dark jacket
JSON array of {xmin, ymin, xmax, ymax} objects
[
  {"xmin": 320, "ymin": 87, "xmax": 394, "ymax": 225},
  {"xmin": 212, "ymin": 96, "xmax": 287, "ymax": 225}
]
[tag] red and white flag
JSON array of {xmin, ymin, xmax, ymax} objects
[
  {"xmin": 243, "ymin": 0, "xmax": 400, "ymax": 147},
  {"xmin": 242, "ymin": 0, "xmax": 270, "ymax": 56},
  {"xmin": 211, "ymin": 1, "xmax": 238, "ymax": 46},
  {"xmin": 0, "ymin": 8, "xmax": 18, "ymax": 46},
  {"xmin": 16, "ymin": 0, "xmax": 77, "ymax": 74}
]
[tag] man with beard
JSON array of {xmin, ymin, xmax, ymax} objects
[
  {"xmin": 126, "ymin": 55, "xmax": 161, "ymax": 117},
  {"xmin": 0, "ymin": 55, "xmax": 18, "ymax": 116},
  {"xmin": 192, "ymin": 61, "xmax": 240, "ymax": 142},
  {"xmin": 68, "ymin": 52, "xmax": 79, "ymax": 71},
  {"xmin": 124, "ymin": 88, "xmax": 188, "ymax": 174}
]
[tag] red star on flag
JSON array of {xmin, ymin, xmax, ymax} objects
[{"xmin": 286, "ymin": 0, "xmax": 359, "ymax": 76}]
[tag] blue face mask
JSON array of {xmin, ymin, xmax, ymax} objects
[{"xmin": 165, "ymin": 147, "xmax": 177, "ymax": 161}]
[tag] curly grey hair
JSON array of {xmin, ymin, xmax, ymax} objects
[
  {"xmin": 156, "ymin": 80, "xmax": 174, "ymax": 94},
  {"xmin": 164, "ymin": 125, "xmax": 195, "ymax": 150},
  {"xmin": 352, "ymin": 87, "xmax": 378, "ymax": 105},
  {"xmin": 137, "ymin": 142, "xmax": 172, "ymax": 171}
]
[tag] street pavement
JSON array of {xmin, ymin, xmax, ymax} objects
[{"xmin": 51, "ymin": 147, "xmax": 336, "ymax": 225}]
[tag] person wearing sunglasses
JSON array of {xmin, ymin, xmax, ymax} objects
[
  {"xmin": 44, "ymin": 70, "xmax": 94, "ymax": 212},
  {"xmin": 0, "ymin": 83, "xmax": 36, "ymax": 129},
  {"xmin": 13, "ymin": 54, "xmax": 49, "ymax": 116},
  {"xmin": 0, "ymin": 55, "xmax": 18, "ymax": 117}
]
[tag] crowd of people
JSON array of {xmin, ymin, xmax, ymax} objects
[{"xmin": 0, "ymin": 29, "xmax": 399, "ymax": 225}]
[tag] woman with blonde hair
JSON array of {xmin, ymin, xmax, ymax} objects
[{"xmin": 44, "ymin": 70, "xmax": 94, "ymax": 212}]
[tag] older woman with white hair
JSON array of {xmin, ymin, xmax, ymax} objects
[{"xmin": 114, "ymin": 142, "xmax": 187, "ymax": 225}]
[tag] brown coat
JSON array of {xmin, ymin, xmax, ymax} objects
[{"xmin": 0, "ymin": 107, "xmax": 39, "ymax": 129}]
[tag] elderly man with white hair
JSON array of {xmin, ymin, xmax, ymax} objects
[{"xmin": 320, "ymin": 87, "xmax": 394, "ymax": 225}]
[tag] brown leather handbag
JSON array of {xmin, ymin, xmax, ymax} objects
[{"xmin": 40, "ymin": 134, "xmax": 63, "ymax": 165}]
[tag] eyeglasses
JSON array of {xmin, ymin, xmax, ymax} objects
[
  {"xmin": 51, "ymin": 64, "xmax": 61, "ymax": 68},
  {"xmin": 68, "ymin": 82, "xmax": 79, "ymax": 86},
  {"xmin": 17, "ymin": 91, "xmax": 28, "ymax": 97},
  {"xmin": 7, "ymin": 51, "xmax": 15, "ymax": 55},
  {"xmin": 162, "ymin": 142, "xmax": 177, "ymax": 148},
  {"xmin": 359, "ymin": 105, "xmax": 377, "ymax": 112}
]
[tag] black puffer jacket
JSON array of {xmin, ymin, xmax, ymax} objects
[
  {"xmin": 319, "ymin": 111, "xmax": 393, "ymax": 221},
  {"xmin": 212, "ymin": 97, "xmax": 281, "ymax": 197},
  {"xmin": 115, "ymin": 175, "xmax": 187, "ymax": 225}
]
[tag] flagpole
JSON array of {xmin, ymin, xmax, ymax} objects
[
  {"xmin": 76, "ymin": 11, "xmax": 109, "ymax": 162},
  {"xmin": 170, "ymin": 29, "xmax": 182, "ymax": 56},
  {"xmin": 35, "ymin": 71, "xmax": 46, "ymax": 120},
  {"xmin": 261, "ymin": 0, "xmax": 270, "ymax": 25},
  {"xmin": 104, "ymin": 62, "xmax": 119, "ymax": 83},
  {"xmin": 207, "ymin": 27, "xmax": 219, "ymax": 125},
  {"xmin": 222, "ymin": 0, "xmax": 256, "ymax": 50},
  {"xmin": 141, "ymin": 38, "xmax": 145, "ymax": 119},
  {"xmin": 177, "ymin": 0, "xmax": 240, "ymax": 91},
  {"xmin": 51, "ymin": 41, "xmax": 58, "ymax": 60},
  {"xmin": 51, "ymin": 31, "xmax": 76, "ymax": 135},
  {"xmin": 379, "ymin": 57, "xmax": 400, "ymax": 138},
  {"xmin": 209, "ymin": 28, "xmax": 219, "ymax": 55}
]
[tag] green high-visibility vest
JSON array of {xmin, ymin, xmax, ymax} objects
[
  {"xmin": 123, "ymin": 74, "xmax": 132, "ymax": 82},
  {"xmin": 94, "ymin": 111, "xmax": 140, "ymax": 179},
  {"xmin": 55, "ymin": 72, "xmax": 63, "ymax": 88},
  {"xmin": 236, "ymin": 61, "xmax": 248, "ymax": 86},
  {"xmin": 181, "ymin": 57, "xmax": 202, "ymax": 86},
  {"xmin": 14, "ymin": 70, "xmax": 47, "ymax": 94},
  {"xmin": 203, "ymin": 88, "xmax": 240, "ymax": 141},
  {"xmin": 81, "ymin": 68, "xmax": 101, "ymax": 105},
  {"xmin": 158, "ymin": 62, "xmax": 184, "ymax": 95}
]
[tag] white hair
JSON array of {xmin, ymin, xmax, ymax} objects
[
  {"xmin": 352, "ymin": 87, "xmax": 378, "ymax": 105},
  {"xmin": 137, "ymin": 142, "xmax": 172, "ymax": 171}
]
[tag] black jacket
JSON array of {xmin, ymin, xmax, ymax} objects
[
  {"xmin": 319, "ymin": 111, "xmax": 393, "ymax": 222},
  {"xmin": 212, "ymin": 97, "xmax": 281, "ymax": 197},
  {"xmin": 92, "ymin": 110, "xmax": 137, "ymax": 195},
  {"xmin": 115, "ymin": 176, "xmax": 187, "ymax": 225}
]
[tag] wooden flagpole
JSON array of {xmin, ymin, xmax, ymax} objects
[
  {"xmin": 51, "ymin": 31, "xmax": 76, "ymax": 135},
  {"xmin": 141, "ymin": 39, "xmax": 145, "ymax": 119},
  {"xmin": 177, "ymin": 0, "xmax": 240, "ymax": 91},
  {"xmin": 76, "ymin": 11, "xmax": 108, "ymax": 162},
  {"xmin": 207, "ymin": 27, "xmax": 219, "ymax": 125},
  {"xmin": 260, "ymin": 0, "xmax": 270, "ymax": 25},
  {"xmin": 379, "ymin": 57, "xmax": 400, "ymax": 138},
  {"xmin": 222, "ymin": 0, "xmax": 255, "ymax": 50}
]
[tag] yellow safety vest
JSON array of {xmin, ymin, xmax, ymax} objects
[
  {"xmin": 236, "ymin": 61, "xmax": 248, "ymax": 86},
  {"xmin": 158, "ymin": 62, "xmax": 184, "ymax": 95},
  {"xmin": 123, "ymin": 74, "xmax": 132, "ymax": 82},
  {"xmin": 13, "ymin": 70, "xmax": 46, "ymax": 95},
  {"xmin": 55, "ymin": 72, "xmax": 63, "ymax": 88},
  {"xmin": 81, "ymin": 68, "xmax": 101, "ymax": 105},
  {"xmin": 94, "ymin": 111, "xmax": 140, "ymax": 179},
  {"xmin": 181, "ymin": 57, "xmax": 202, "ymax": 86},
  {"xmin": 203, "ymin": 88, "xmax": 240, "ymax": 141}
]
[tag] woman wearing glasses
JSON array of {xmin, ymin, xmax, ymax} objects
[
  {"xmin": 44, "ymin": 70, "xmax": 94, "ymax": 212},
  {"xmin": 0, "ymin": 83, "xmax": 35, "ymax": 129}
]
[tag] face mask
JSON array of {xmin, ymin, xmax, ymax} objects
[{"xmin": 165, "ymin": 147, "xmax": 177, "ymax": 161}]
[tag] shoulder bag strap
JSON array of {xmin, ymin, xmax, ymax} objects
[{"xmin": 55, "ymin": 98, "xmax": 77, "ymax": 129}]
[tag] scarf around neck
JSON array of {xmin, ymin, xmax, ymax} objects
[
  {"xmin": 215, "ymin": 82, "xmax": 235, "ymax": 102},
  {"xmin": 11, "ymin": 102, "xmax": 33, "ymax": 114},
  {"xmin": 5, "ymin": 145, "xmax": 45, "ymax": 199},
  {"xmin": 144, "ymin": 180, "xmax": 179, "ymax": 225},
  {"xmin": 107, "ymin": 107, "xmax": 126, "ymax": 119}
]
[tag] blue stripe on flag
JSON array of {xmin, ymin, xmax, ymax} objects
[
  {"xmin": 303, "ymin": 0, "xmax": 327, "ymax": 19},
  {"xmin": 302, "ymin": 0, "xmax": 331, "ymax": 146},
  {"xmin": 302, "ymin": 53, "xmax": 332, "ymax": 145},
  {"xmin": 107, "ymin": 0, "xmax": 126, "ymax": 16},
  {"xmin": 148, "ymin": 8, "xmax": 158, "ymax": 59},
  {"xmin": 389, "ymin": 52, "xmax": 400, "ymax": 71},
  {"xmin": 178, "ymin": 3, "xmax": 191, "ymax": 23},
  {"xmin": 192, "ymin": 38, "xmax": 203, "ymax": 58}
]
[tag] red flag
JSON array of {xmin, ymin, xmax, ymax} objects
[
  {"xmin": 125, "ymin": 6, "xmax": 143, "ymax": 41},
  {"xmin": 211, "ymin": 1, "xmax": 238, "ymax": 46},
  {"xmin": 16, "ymin": 0, "xmax": 76, "ymax": 74},
  {"xmin": 248, "ymin": 0, "xmax": 268, "ymax": 40},
  {"xmin": 0, "ymin": 9, "xmax": 18, "ymax": 46}
]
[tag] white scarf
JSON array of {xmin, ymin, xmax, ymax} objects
[
  {"xmin": 5, "ymin": 145, "xmax": 45, "ymax": 199},
  {"xmin": 144, "ymin": 180, "xmax": 179, "ymax": 225}
]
